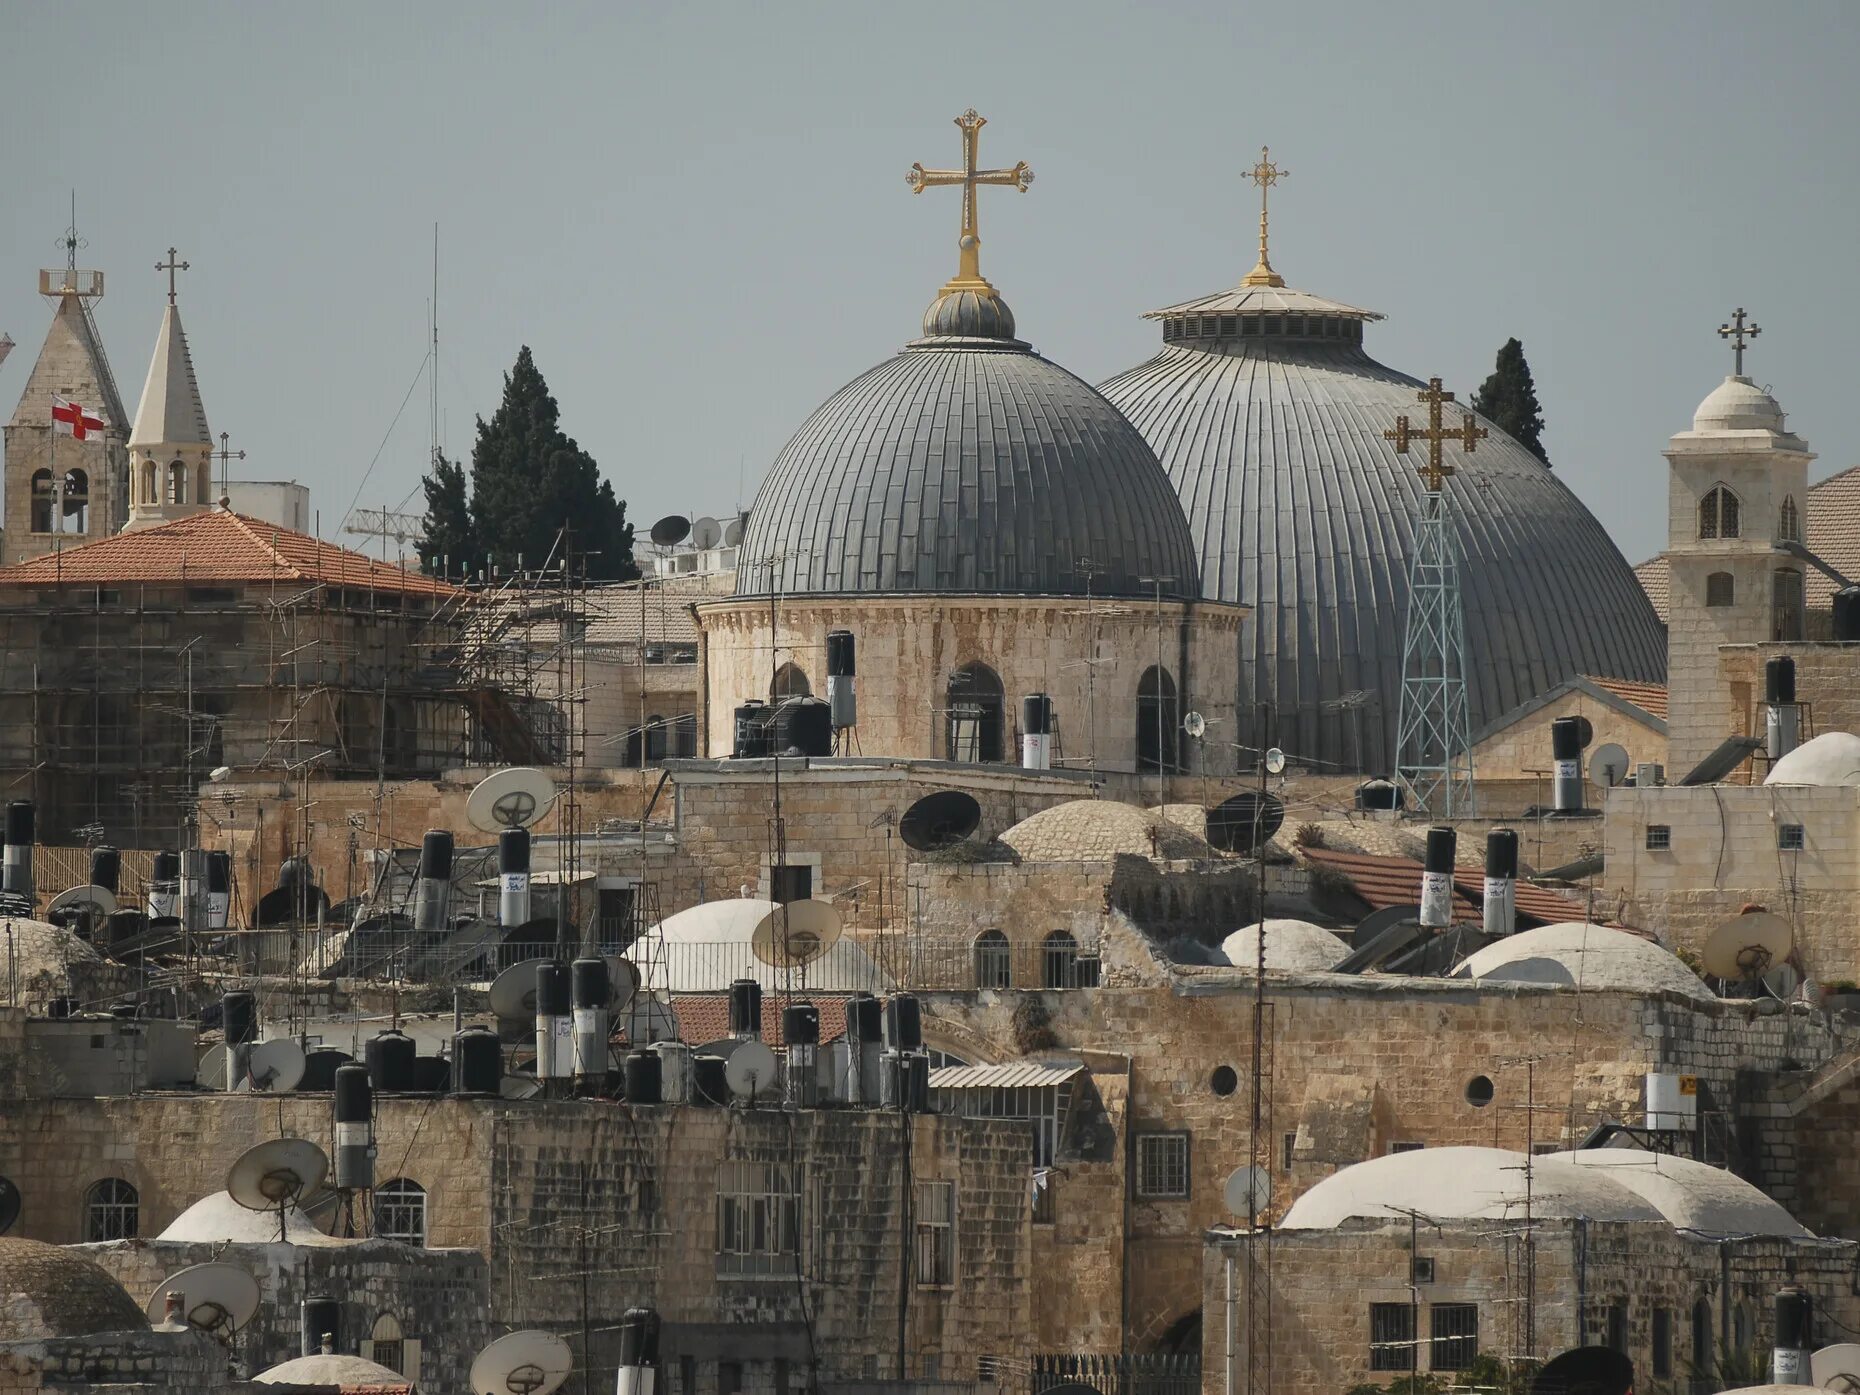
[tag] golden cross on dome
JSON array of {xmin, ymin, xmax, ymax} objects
[
  {"xmin": 156, "ymin": 247, "xmax": 189, "ymax": 306},
  {"xmin": 1718, "ymin": 307, "xmax": 1761, "ymax": 376},
  {"xmin": 1241, "ymin": 146, "xmax": 1289, "ymax": 288},
  {"xmin": 1385, "ymin": 377, "xmax": 1487, "ymax": 492},
  {"xmin": 906, "ymin": 109, "xmax": 1033, "ymax": 295}
]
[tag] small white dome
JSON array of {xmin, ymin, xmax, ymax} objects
[
  {"xmin": 651, "ymin": 898, "xmax": 886, "ymax": 993},
  {"xmin": 1218, "ymin": 919, "xmax": 1348, "ymax": 973},
  {"xmin": 1000, "ymin": 801, "xmax": 1214, "ymax": 862},
  {"xmin": 1452, "ymin": 922, "xmax": 1711, "ymax": 999},
  {"xmin": 1546, "ymin": 1149, "xmax": 1810, "ymax": 1238},
  {"xmin": 157, "ymin": 1190, "xmax": 337, "ymax": 1246},
  {"xmin": 1281, "ymin": 1146, "xmax": 1663, "ymax": 1229},
  {"xmin": 1693, "ymin": 375, "xmax": 1785, "ymax": 432},
  {"xmin": 255, "ymin": 1352, "xmax": 411, "ymax": 1387},
  {"xmin": 1765, "ymin": 731, "xmax": 1860, "ymax": 787}
]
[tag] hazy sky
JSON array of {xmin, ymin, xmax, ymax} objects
[{"xmin": 2, "ymin": 2, "xmax": 1854, "ymax": 565}]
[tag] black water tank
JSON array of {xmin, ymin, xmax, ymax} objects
[
  {"xmin": 411, "ymin": 1055, "xmax": 450, "ymax": 1093},
  {"xmin": 152, "ymin": 849, "xmax": 181, "ymax": 883},
  {"xmin": 883, "ymin": 994, "xmax": 922, "ymax": 1051},
  {"xmin": 333, "ymin": 1062, "xmax": 373, "ymax": 1125},
  {"xmin": 693, "ymin": 1053, "xmax": 729, "ymax": 1105},
  {"xmin": 772, "ymin": 697, "xmax": 833, "ymax": 757},
  {"xmin": 1767, "ymin": 655, "xmax": 1798, "ymax": 703},
  {"xmin": 47, "ymin": 997, "xmax": 75, "ymax": 1020},
  {"xmin": 535, "ymin": 961, "xmax": 572, "ymax": 1018},
  {"xmin": 453, "ymin": 1028, "xmax": 502, "ymax": 1095},
  {"xmin": 848, "ymin": 991, "xmax": 883, "ymax": 1045},
  {"xmin": 1836, "ymin": 587, "xmax": 1860, "ymax": 642},
  {"xmin": 365, "ymin": 1030, "xmax": 417, "ymax": 1092},
  {"xmin": 221, "ymin": 990, "xmax": 258, "ymax": 1046},
  {"xmin": 733, "ymin": 701, "xmax": 772, "ymax": 758},
  {"xmin": 301, "ymin": 1295, "xmax": 342, "ymax": 1358},
  {"xmin": 781, "ymin": 1004, "xmax": 821, "ymax": 1046},
  {"xmin": 624, "ymin": 1049, "xmax": 663, "ymax": 1104},
  {"xmin": 206, "ymin": 850, "xmax": 231, "ymax": 896},
  {"xmin": 302, "ymin": 1047, "xmax": 353, "ymax": 1092},
  {"xmin": 1356, "ymin": 779, "xmax": 1403, "ymax": 811},
  {"xmin": 728, "ymin": 978, "xmax": 762, "ymax": 1036},
  {"xmin": 826, "ymin": 630, "xmax": 856, "ymax": 677},
  {"xmin": 572, "ymin": 956, "xmax": 610, "ymax": 1011},
  {"xmin": 90, "ymin": 846, "xmax": 120, "ymax": 894}
]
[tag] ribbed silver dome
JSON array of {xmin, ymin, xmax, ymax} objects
[
  {"xmin": 738, "ymin": 304, "xmax": 1200, "ymax": 600},
  {"xmin": 1098, "ymin": 285, "xmax": 1666, "ymax": 770}
]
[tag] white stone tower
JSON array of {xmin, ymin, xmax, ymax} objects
[
  {"xmin": 124, "ymin": 249, "xmax": 213, "ymax": 532},
  {"xmin": 1663, "ymin": 310, "xmax": 1812, "ymax": 775}
]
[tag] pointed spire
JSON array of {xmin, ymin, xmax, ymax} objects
[{"xmin": 129, "ymin": 302, "xmax": 210, "ymax": 448}]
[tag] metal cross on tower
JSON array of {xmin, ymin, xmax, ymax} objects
[
  {"xmin": 156, "ymin": 247, "xmax": 189, "ymax": 306},
  {"xmin": 212, "ymin": 432, "xmax": 245, "ymax": 506},
  {"xmin": 906, "ymin": 109, "xmax": 1033, "ymax": 295},
  {"xmin": 1385, "ymin": 377, "xmax": 1486, "ymax": 816},
  {"xmin": 1241, "ymin": 146, "xmax": 1289, "ymax": 288},
  {"xmin": 1718, "ymin": 307, "xmax": 1761, "ymax": 376}
]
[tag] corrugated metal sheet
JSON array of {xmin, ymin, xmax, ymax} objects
[
  {"xmin": 1099, "ymin": 292, "xmax": 1667, "ymax": 771},
  {"xmin": 929, "ymin": 1058, "xmax": 1086, "ymax": 1091}
]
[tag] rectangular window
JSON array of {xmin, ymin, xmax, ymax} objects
[
  {"xmin": 1370, "ymin": 1303, "xmax": 1417, "ymax": 1372},
  {"xmin": 1431, "ymin": 1303, "xmax": 1479, "ymax": 1371},
  {"xmin": 1779, "ymin": 823, "xmax": 1806, "ymax": 851},
  {"xmin": 1282, "ymin": 1132, "xmax": 1297, "ymax": 1172},
  {"xmin": 1390, "ymin": 1141, "xmax": 1425, "ymax": 1154},
  {"xmin": 1653, "ymin": 1307, "xmax": 1673, "ymax": 1379},
  {"xmin": 1135, "ymin": 1133, "xmax": 1190, "ymax": 1199},
  {"xmin": 716, "ymin": 1161, "xmax": 801, "ymax": 1277},
  {"xmin": 1607, "ymin": 1301, "xmax": 1628, "ymax": 1353},
  {"xmin": 1646, "ymin": 825, "xmax": 1672, "ymax": 851},
  {"xmin": 770, "ymin": 863, "xmax": 813, "ymax": 904},
  {"xmin": 942, "ymin": 1083, "xmax": 1067, "ymax": 1167},
  {"xmin": 914, "ymin": 1181, "xmax": 955, "ymax": 1286},
  {"xmin": 719, "ymin": 1362, "xmax": 743, "ymax": 1395},
  {"xmin": 1411, "ymin": 1257, "xmax": 1435, "ymax": 1285}
]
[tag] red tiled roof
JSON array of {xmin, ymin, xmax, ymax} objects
[
  {"xmin": 1636, "ymin": 555, "xmax": 1671, "ymax": 624},
  {"xmin": 1582, "ymin": 675, "xmax": 1669, "ymax": 721},
  {"xmin": 626, "ymin": 993, "xmax": 853, "ymax": 1047},
  {"xmin": 0, "ymin": 509, "xmax": 461, "ymax": 600},
  {"xmin": 1301, "ymin": 845, "xmax": 1624, "ymax": 930}
]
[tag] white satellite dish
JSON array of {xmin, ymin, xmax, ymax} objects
[
  {"xmin": 197, "ymin": 1043, "xmax": 231, "ymax": 1091},
  {"xmin": 1589, "ymin": 742, "xmax": 1631, "ymax": 788},
  {"xmin": 490, "ymin": 958, "xmax": 549, "ymax": 1020},
  {"xmin": 48, "ymin": 883, "xmax": 118, "ymax": 921},
  {"xmin": 1182, "ymin": 711, "xmax": 1207, "ymax": 739},
  {"xmin": 691, "ymin": 515, "xmax": 723, "ymax": 550},
  {"xmin": 467, "ymin": 767, "xmax": 558, "ymax": 834},
  {"xmin": 145, "ymin": 1262, "xmax": 260, "ymax": 1337},
  {"xmin": 622, "ymin": 992, "xmax": 679, "ymax": 1046},
  {"xmin": 226, "ymin": 1138, "xmax": 329, "ymax": 1214},
  {"xmin": 471, "ymin": 1328, "xmax": 575, "ymax": 1395},
  {"xmin": 1264, "ymin": 748, "xmax": 1287, "ymax": 775},
  {"xmin": 606, "ymin": 955, "xmax": 639, "ymax": 1011},
  {"xmin": 1763, "ymin": 962, "xmax": 1802, "ymax": 1002},
  {"xmin": 1222, "ymin": 1164, "xmax": 1272, "ymax": 1219},
  {"xmin": 725, "ymin": 1040, "xmax": 779, "ymax": 1102},
  {"xmin": 1702, "ymin": 909, "xmax": 1794, "ymax": 982},
  {"xmin": 1811, "ymin": 1343, "xmax": 1860, "ymax": 1392},
  {"xmin": 247, "ymin": 1039, "xmax": 307, "ymax": 1093},
  {"xmin": 723, "ymin": 514, "xmax": 746, "ymax": 547},
  {"xmin": 750, "ymin": 899, "xmax": 842, "ymax": 969}
]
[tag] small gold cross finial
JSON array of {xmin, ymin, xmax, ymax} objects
[
  {"xmin": 156, "ymin": 247, "xmax": 189, "ymax": 306},
  {"xmin": 1241, "ymin": 146, "xmax": 1289, "ymax": 288},
  {"xmin": 1385, "ymin": 377, "xmax": 1487, "ymax": 492},
  {"xmin": 906, "ymin": 109, "xmax": 1033, "ymax": 296},
  {"xmin": 1718, "ymin": 307, "xmax": 1761, "ymax": 377}
]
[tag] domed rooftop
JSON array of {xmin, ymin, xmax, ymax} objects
[
  {"xmin": 1281, "ymin": 1146, "xmax": 1664, "ymax": 1229},
  {"xmin": 0, "ymin": 1237, "xmax": 149, "ymax": 1340},
  {"xmin": 652, "ymin": 898, "xmax": 886, "ymax": 993},
  {"xmin": 738, "ymin": 111, "xmax": 1199, "ymax": 603},
  {"xmin": 1451, "ymin": 922, "xmax": 1711, "ymax": 1000},
  {"xmin": 255, "ymin": 1351, "xmax": 412, "ymax": 1387},
  {"xmin": 1099, "ymin": 249, "xmax": 1664, "ymax": 771},
  {"xmin": 1765, "ymin": 731, "xmax": 1860, "ymax": 787},
  {"xmin": 1692, "ymin": 375, "xmax": 1787, "ymax": 433},
  {"xmin": 1546, "ymin": 1149, "xmax": 1810, "ymax": 1237},
  {"xmin": 1218, "ymin": 919, "xmax": 1348, "ymax": 973},
  {"xmin": 1000, "ymin": 800, "xmax": 1214, "ymax": 862},
  {"xmin": 158, "ymin": 1190, "xmax": 338, "ymax": 1246}
]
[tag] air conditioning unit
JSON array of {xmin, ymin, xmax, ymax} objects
[{"xmin": 1634, "ymin": 762, "xmax": 1666, "ymax": 788}]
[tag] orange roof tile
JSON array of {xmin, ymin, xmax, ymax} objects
[
  {"xmin": 1581, "ymin": 675, "xmax": 1669, "ymax": 721},
  {"xmin": 1635, "ymin": 555, "xmax": 1670, "ymax": 624},
  {"xmin": 1301, "ymin": 845, "xmax": 1628, "ymax": 931},
  {"xmin": 0, "ymin": 509, "xmax": 462, "ymax": 600},
  {"xmin": 622, "ymin": 993, "xmax": 854, "ymax": 1048}
]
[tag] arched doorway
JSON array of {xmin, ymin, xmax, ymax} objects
[
  {"xmin": 946, "ymin": 662, "xmax": 1005, "ymax": 762},
  {"xmin": 1137, "ymin": 666, "xmax": 1181, "ymax": 773}
]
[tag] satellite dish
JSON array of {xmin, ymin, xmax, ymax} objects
[
  {"xmin": 144, "ymin": 1263, "xmax": 260, "ymax": 1336},
  {"xmin": 1811, "ymin": 1343, "xmax": 1860, "ymax": 1392},
  {"xmin": 1264, "ymin": 748, "xmax": 1287, "ymax": 775},
  {"xmin": 471, "ymin": 1329, "xmax": 575, "ymax": 1395},
  {"xmin": 1532, "ymin": 1345, "xmax": 1633, "ymax": 1395},
  {"xmin": 247, "ymin": 1039, "xmax": 307, "ymax": 1093},
  {"xmin": 499, "ymin": 1074, "xmax": 543, "ymax": 1101},
  {"xmin": 606, "ymin": 955, "xmax": 640, "ymax": 1011},
  {"xmin": 197, "ymin": 1043, "xmax": 231, "ymax": 1091},
  {"xmin": 648, "ymin": 514, "xmax": 691, "ymax": 547},
  {"xmin": 1206, "ymin": 791, "xmax": 1285, "ymax": 854},
  {"xmin": 226, "ymin": 1137, "xmax": 329, "ymax": 1213},
  {"xmin": 723, "ymin": 515, "xmax": 746, "ymax": 547},
  {"xmin": 621, "ymin": 992, "xmax": 678, "ymax": 1046},
  {"xmin": 0, "ymin": 1176, "xmax": 19, "ymax": 1234},
  {"xmin": 1763, "ymin": 962, "xmax": 1802, "ymax": 1001},
  {"xmin": 1701, "ymin": 909, "xmax": 1794, "ymax": 982},
  {"xmin": 725, "ymin": 1040, "xmax": 779, "ymax": 1102},
  {"xmin": 898, "ymin": 791, "xmax": 982, "ymax": 853},
  {"xmin": 1589, "ymin": 743, "xmax": 1631, "ymax": 789},
  {"xmin": 48, "ymin": 883, "xmax": 117, "ymax": 922},
  {"xmin": 468, "ymin": 768, "xmax": 558, "ymax": 834},
  {"xmin": 750, "ymin": 899, "xmax": 843, "ymax": 969},
  {"xmin": 1222, "ymin": 1164, "xmax": 1272, "ymax": 1219},
  {"xmin": 1182, "ymin": 711, "xmax": 1207, "ymax": 739},
  {"xmin": 490, "ymin": 958, "xmax": 549, "ymax": 1020},
  {"xmin": 691, "ymin": 515, "xmax": 722, "ymax": 550}
]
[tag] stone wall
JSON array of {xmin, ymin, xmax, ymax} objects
[
  {"xmin": 0, "ymin": 1328, "xmax": 230, "ymax": 1392},
  {"xmin": 1471, "ymin": 687, "xmax": 1666, "ymax": 790}
]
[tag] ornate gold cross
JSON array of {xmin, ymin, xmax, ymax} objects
[
  {"xmin": 1385, "ymin": 377, "xmax": 1487, "ymax": 492},
  {"xmin": 907, "ymin": 109, "xmax": 1033, "ymax": 295},
  {"xmin": 1718, "ymin": 307, "xmax": 1761, "ymax": 376},
  {"xmin": 1242, "ymin": 146, "xmax": 1289, "ymax": 288},
  {"xmin": 156, "ymin": 247, "xmax": 190, "ymax": 306}
]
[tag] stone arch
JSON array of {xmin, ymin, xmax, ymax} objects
[
  {"xmin": 946, "ymin": 661, "xmax": 1005, "ymax": 763},
  {"xmin": 1705, "ymin": 571, "xmax": 1735, "ymax": 607},
  {"xmin": 1779, "ymin": 493, "xmax": 1801, "ymax": 542},
  {"xmin": 771, "ymin": 662, "xmax": 810, "ymax": 700},
  {"xmin": 29, "ymin": 469, "xmax": 54, "ymax": 533},
  {"xmin": 1700, "ymin": 484, "xmax": 1739, "ymax": 539},
  {"xmin": 1137, "ymin": 665, "xmax": 1182, "ymax": 773},
  {"xmin": 973, "ymin": 929, "xmax": 1010, "ymax": 988},
  {"xmin": 166, "ymin": 459, "xmax": 188, "ymax": 505}
]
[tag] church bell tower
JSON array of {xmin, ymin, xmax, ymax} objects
[{"xmin": 124, "ymin": 249, "xmax": 214, "ymax": 531}]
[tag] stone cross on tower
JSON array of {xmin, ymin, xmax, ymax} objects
[
  {"xmin": 1718, "ymin": 307, "xmax": 1761, "ymax": 376},
  {"xmin": 906, "ymin": 109, "xmax": 1033, "ymax": 295},
  {"xmin": 212, "ymin": 431, "xmax": 244, "ymax": 507},
  {"xmin": 1241, "ymin": 146, "xmax": 1289, "ymax": 288},
  {"xmin": 1385, "ymin": 378, "xmax": 1488, "ymax": 492},
  {"xmin": 156, "ymin": 247, "xmax": 189, "ymax": 306}
]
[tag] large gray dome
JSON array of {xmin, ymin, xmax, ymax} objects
[
  {"xmin": 1099, "ymin": 280, "xmax": 1666, "ymax": 770},
  {"xmin": 738, "ymin": 292, "xmax": 1200, "ymax": 601}
]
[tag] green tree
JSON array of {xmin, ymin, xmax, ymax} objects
[
  {"xmin": 422, "ymin": 347, "xmax": 639, "ymax": 581},
  {"xmin": 416, "ymin": 449, "xmax": 476, "ymax": 577},
  {"xmin": 1470, "ymin": 337, "xmax": 1549, "ymax": 466}
]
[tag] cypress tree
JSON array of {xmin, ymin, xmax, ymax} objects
[
  {"xmin": 1470, "ymin": 337, "xmax": 1549, "ymax": 466},
  {"xmin": 416, "ymin": 449, "xmax": 476, "ymax": 578}
]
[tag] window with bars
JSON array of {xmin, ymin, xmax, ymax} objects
[
  {"xmin": 717, "ymin": 1161, "xmax": 801, "ymax": 1276},
  {"xmin": 1779, "ymin": 824, "xmax": 1806, "ymax": 851},
  {"xmin": 1431, "ymin": 1304, "xmax": 1479, "ymax": 1370},
  {"xmin": 973, "ymin": 930, "xmax": 1011, "ymax": 988},
  {"xmin": 941, "ymin": 1083, "xmax": 1066, "ymax": 1166},
  {"xmin": 1135, "ymin": 1133, "xmax": 1190, "ymax": 1199},
  {"xmin": 1780, "ymin": 494, "xmax": 1801, "ymax": 542},
  {"xmin": 83, "ymin": 1178, "xmax": 138, "ymax": 1242},
  {"xmin": 1646, "ymin": 825, "xmax": 1672, "ymax": 851},
  {"xmin": 375, "ymin": 1178, "xmax": 427, "ymax": 1247},
  {"xmin": 1774, "ymin": 568, "xmax": 1805, "ymax": 640},
  {"xmin": 1706, "ymin": 571, "xmax": 1735, "ymax": 607},
  {"xmin": 1700, "ymin": 485, "xmax": 1740, "ymax": 539},
  {"xmin": 1370, "ymin": 1303, "xmax": 1416, "ymax": 1371},
  {"xmin": 914, "ymin": 1181, "xmax": 955, "ymax": 1286}
]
